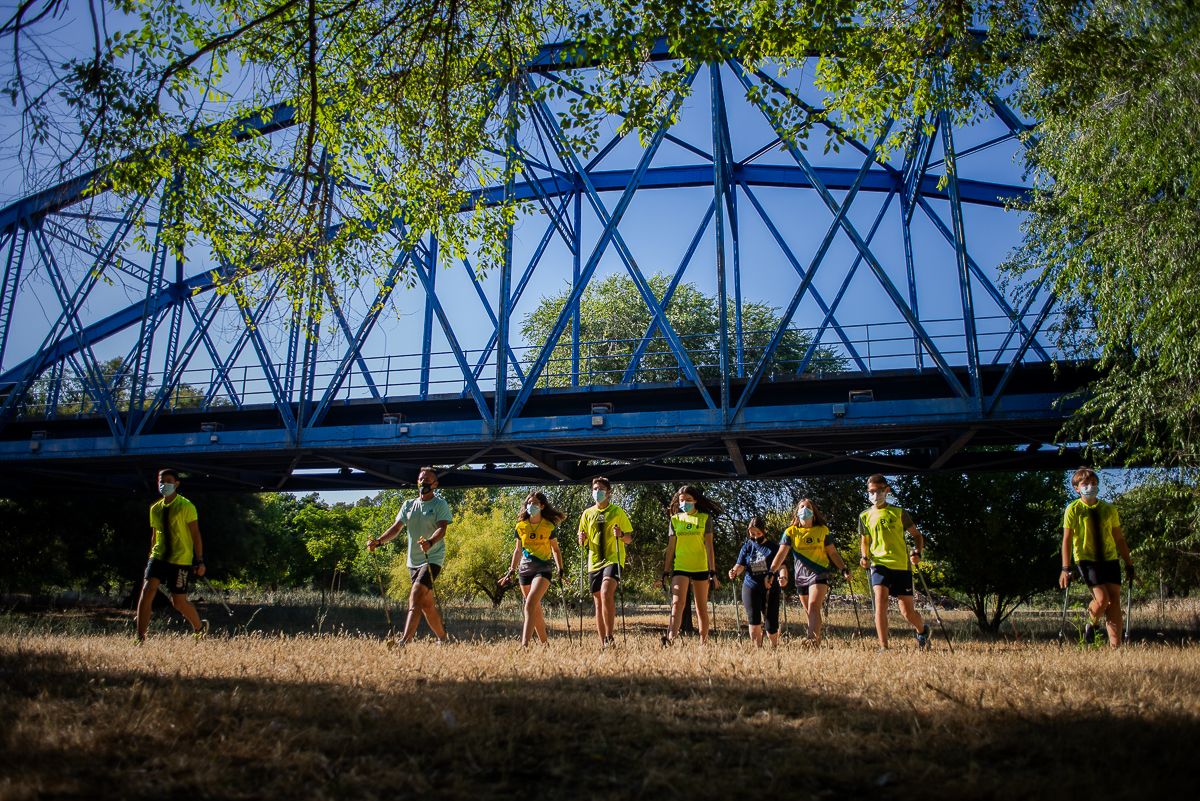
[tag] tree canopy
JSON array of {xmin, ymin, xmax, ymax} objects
[{"xmin": 4, "ymin": 1, "xmax": 1198, "ymax": 463}]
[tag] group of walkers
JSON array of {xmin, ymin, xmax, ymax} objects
[{"xmin": 134, "ymin": 465, "xmax": 1136, "ymax": 651}]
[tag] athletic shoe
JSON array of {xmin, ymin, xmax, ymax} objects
[
  {"xmin": 915, "ymin": 624, "xmax": 930, "ymax": 650},
  {"xmin": 132, "ymin": 635, "xmax": 145, "ymax": 646},
  {"xmin": 1084, "ymin": 622, "xmax": 1097, "ymax": 644},
  {"xmin": 193, "ymin": 619, "xmax": 209, "ymax": 641}
]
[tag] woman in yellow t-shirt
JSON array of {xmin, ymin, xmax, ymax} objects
[
  {"xmin": 500, "ymin": 491, "xmax": 567, "ymax": 646},
  {"xmin": 770, "ymin": 498, "xmax": 850, "ymax": 646},
  {"xmin": 661, "ymin": 484, "xmax": 723, "ymax": 645}
]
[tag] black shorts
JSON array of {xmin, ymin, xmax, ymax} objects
[
  {"xmin": 742, "ymin": 580, "xmax": 781, "ymax": 632},
  {"xmin": 409, "ymin": 563, "xmax": 442, "ymax": 588},
  {"xmin": 1078, "ymin": 560, "xmax": 1121, "ymax": 588},
  {"xmin": 870, "ymin": 565, "xmax": 913, "ymax": 597},
  {"xmin": 671, "ymin": 570, "xmax": 711, "ymax": 582},
  {"xmin": 589, "ymin": 564, "xmax": 621, "ymax": 594},
  {"xmin": 144, "ymin": 559, "xmax": 191, "ymax": 594},
  {"xmin": 519, "ymin": 562, "xmax": 553, "ymax": 586}
]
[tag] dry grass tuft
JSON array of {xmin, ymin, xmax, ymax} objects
[{"xmin": 2, "ymin": 614, "xmax": 1199, "ymax": 801}]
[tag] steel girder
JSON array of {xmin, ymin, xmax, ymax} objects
[{"xmin": 0, "ymin": 42, "xmax": 1079, "ymax": 493}]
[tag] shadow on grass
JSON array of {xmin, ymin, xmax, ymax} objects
[{"xmin": 1, "ymin": 642, "xmax": 1198, "ymax": 801}]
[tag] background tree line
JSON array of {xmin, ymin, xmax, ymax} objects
[{"xmin": 3, "ymin": 467, "xmax": 1198, "ymax": 635}]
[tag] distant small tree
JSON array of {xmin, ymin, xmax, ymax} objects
[
  {"xmin": 894, "ymin": 469, "xmax": 1063, "ymax": 634},
  {"xmin": 294, "ymin": 501, "xmax": 361, "ymax": 593},
  {"xmin": 435, "ymin": 489, "xmax": 524, "ymax": 607}
]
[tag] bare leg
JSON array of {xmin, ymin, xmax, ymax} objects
[
  {"xmin": 520, "ymin": 583, "xmax": 534, "ymax": 646},
  {"xmin": 896, "ymin": 595, "xmax": 925, "ymax": 633},
  {"xmin": 1102, "ymin": 583, "xmax": 1123, "ymax": 647},
  {"xmin": 693, "ymin": 579, "xmax": 711, "ymax": 643},
  {"xmin": 599, "ymin": 578, "xmax": 618, "ymax": 641},
  {"xmin": 807, "ymin": 584, "xmax": 829, "ymax": 644},
  {"xmin": 525, "ymin": 577, "xmax": 551, "ymax": 644},
  {"xmin": 135, "ymin": 579, "xmax": 160, "ymax": 640},
  {"xmin": 170, "ymin": 594, "xmax": 202, "ymax": 631},
  {"xmin": 420, "ymin": 586, "xmax": 447, "ymax": 640},
  {"xmin": 667, "ymin": 576, "xmax": 689, "ymax": 641},
  {"xmin": 873, "ymin": 585, "xmax": 890, "ymax": 648}
]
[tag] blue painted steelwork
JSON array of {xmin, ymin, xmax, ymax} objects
[{"xmin": 0, "ymin": 41, "xmax": 1090, "ymax": 492}]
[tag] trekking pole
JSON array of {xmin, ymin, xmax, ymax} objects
[
  {"xmin": 1123, "ymin": 567, "xmax": 1134, "ymax": 644},
  {"xmin": 709, "ymin": 577, "xmax": 718, "ymax": 639},
  {"xmin": 846, "ymin": 570, "xmax": 864, "ymax": 640},
  {"xmin": 578, "ymin": 546, "xmax": 586, "ymax": 645},
  {"xmin": 558, "ymin": 572, "xmax": 571, "ymax": 641},
  {"xmin": 372, "ymin": 555, "xmax": 392, "ymax": 630},
  {"xmin": 1056, "ymin": 583, "xmax": 1070, "ymax": 649},
  {"xmin": 913, "ymin": 559, "xmax": 954, "ymax": 653},
  {"xmin": 661, "ymin": 573, "xmax": 675, "ymax": 646},
  {"xmin": 734, "ymin": 576, "xmax": 743, "ymax": 637},
  {"xmin": 612, "ymin": 515, "xmax": 627, "ymax": 645},
  {"xmin": 198, "ymin": 575, "xmax": 235, "ymax": 618},
  {"xmin": 781, "ymin": 582, "xmax": 789, "ymax": 639},
  {"xmin": 618, "ymin": 573, "xmax": 628, "ymax": 644}
]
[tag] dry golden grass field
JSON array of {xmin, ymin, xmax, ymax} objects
[{"xmin": 2, "ymin": 602, "xmax": 1199, "ymax": 801}]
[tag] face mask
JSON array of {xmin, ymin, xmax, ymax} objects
[
  {"xmin": 526, "ymin": 503, "xmax": 542, "ymax": 516},
  {"xmin": 418, "ymin": 482, "xmax": 433, "ymax": 495},
  {"xmin": 1079, "ymin": 484, "xmax": 1098, "ymax": 499},
  {"xmin": 680, "ymin": 501, "xmax": 695, "ymax": 513},
  {"xmin": 159, "ymin": 482, "xmax": 176, "ymax": 497},
  {"xmin": 869, "ymin": 490, "xmax": 886, "ymax": 505},
  {"xmin": 798, "ymin": 507, "xmax": 814, "ymax": 521},
  {"xmin": 593, "ymin": 489, "xmax": 607, "ymax": 503}
]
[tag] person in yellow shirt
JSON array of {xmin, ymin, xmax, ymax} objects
[
  {"xmin": 770, "ymin": 498, "xmax": 850, "ymax": 646},
  {"xmin": 576, "ymin": 477, "xmax": 634, "ymax": 646},
  {"xmin": 661, "ymin": 484, "xmax": 723, "ymax": 644},
  {"xmin": 1060, "ymin": 467, "xmax": 1134, "ymax": 647},
  {"xmin": 858, "ymin": 474, "xmax": 929, "ymax": 650},
  {"xmin": 500, "ymin": 491, "xmax": 567, "ymax": 647},
  {"xmin": 135, "ymin": 468, "xmax": 207, "ymax": 643}
]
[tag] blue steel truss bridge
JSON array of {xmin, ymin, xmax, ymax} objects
[{"xmin": 0, "ymin": 43, "xmax": 1091, "ymax": 494}]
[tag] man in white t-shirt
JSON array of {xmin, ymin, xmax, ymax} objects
[{"xmin": 367, "ymin": 466, "xmax": 452, "ymax": 644}]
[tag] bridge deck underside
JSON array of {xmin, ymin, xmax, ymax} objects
[{"xmin": 0, "ymin": 363, "xmax": 1092, "ymax": 493}]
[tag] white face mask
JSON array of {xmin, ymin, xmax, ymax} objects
[
  {"xmin": 680, "ymin": 501, "xmax": 695, "ymax": 513},
  {"xmin": 868, "ymin": 490, "xmax": 886, "ymax": 505},
  {"xmin": 593, "ymin": 489, "xmax": 607, "ymax": 504},
  {"xmin": 798, "ymin": 507, "xmax": 814, "ymax": 521},
  {"xmin": 159, "ymin": 482, "xmax": 176, "ymax": 497},
  {"xmin": 526, "ymin": 503, "xmax": 542, "ymax": 517},
  {"xmin": 1079, "ymin": 484, "xmax": 1098, "ymax": 499}
]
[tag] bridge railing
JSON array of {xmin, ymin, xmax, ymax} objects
[{"xmin": 4, "ymin": 311, "xmax": 1082, "ymax": 420}]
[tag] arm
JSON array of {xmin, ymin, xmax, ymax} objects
[
  {"xmin": 419, "ymin": 520, "xmax": 450, "ymax": 553},
  {"xmin": 500, "ymin": 540, "xmax": 521, "ymax": 586},
  {"xmin": 368, "ymin": 518, "xmax": 404, "ymax": 551},
  {"xmin": 825, "ymin": 542, "xmax": 849, "ymax": 574},
  {"xmin": 906, "ymin": 524, "xmax": 925, "ymax": 564},
  {"xmin": 769, "ymin": 542, "xmax": 790, "ymax": 574},
  {"xmin": 728, "ymin": 543, "xmax": 746, "ymax": 580},
  {"xmin": 189, "ymin": 520, "xmax": 205, "ymax": 577},
  {"xmin": 1112, "ymin": 525, "xmax": 1134, "ymax": 575},
  {"xmin": 662, "ymin": 534, "xmax": 677, "ymax": 579},
  {"xmin": 705, "ymin": 529, "xmax": 721, "ymax": 589},
  {"xmin": 859, "ymin": 533, "xmax": 871, "ymax": 569},
  {"xmin": 1060, "ymin": 527, "xmax": 1074, "ymax": 589},
  {"xmin": 551, "ymin": 539, "xmax": 565, "ymax": 575}
]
